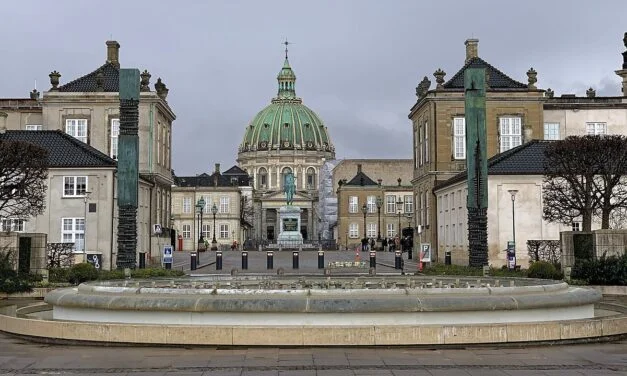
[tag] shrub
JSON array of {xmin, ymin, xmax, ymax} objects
[
  {"xmin": 421, "ymin": 263, "xmax": 483, "ymax": 276},
  {"xmin": 571, "ymin": 253, "xmax": 627, "ymax": 286},
  {"xmin": 131, "ymin": 267, "xmax": 184, "ymax": 279},
  {"xmin": 528, "ymin": 261, "xmax": 562, "ymax": 280},
  {"xmin": 0, "ymin": 249, "xmax": 32, "ymax": 294},
  {"xmin": 67, "ymin": 263, "xmax": 98, "ymax": 285},
  {"xmin": 97, "ymin": 269, "xmax": 125, "ymax": 280},
  {"xmin": 48, "ymin": 267, "xmax": 71, "ymax": 283}
]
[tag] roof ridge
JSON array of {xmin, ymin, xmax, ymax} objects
[
  {"xmin": 443, "ymin": 56, "xmax": 526, "ymax": 89},
  {"xmin": 58, "ymin": 62, "xmax": 117, "ymax": 91},
  {"xmin": 474, "ymin": 57, "xmax": 526, "ymax": 88}
]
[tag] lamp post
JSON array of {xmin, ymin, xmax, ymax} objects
[
  {"xmin": 83, "ymin": 191, "xmax": 92, "ymax": 263},
  {"xmin": 508, "ymin": 189, "xmax": 518, "ymax": 269},
  {"xmin": 376, "ymin": 196, "xmax": 383, "ymax": 241},
  {"xmin": 361, "ymin": 203, "xmax": 368, "ymax": 239},
  {"xmin": 396, "ymin": 198, "xmax": 403, "ymax": 238},
  {"xmin": 211, "ymin": 203, "xmax": 218, "ymax": 251},
  {"xmin": 196, "ymin": 197, "xmax": 205, "ymax": 251}
]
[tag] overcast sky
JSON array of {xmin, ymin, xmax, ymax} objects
[{"xmin": 2, "ymin": 1, "xmax": 626, "ymax": 176}]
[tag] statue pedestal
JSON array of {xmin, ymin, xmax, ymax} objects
[{"xmin": 277, "ymin": 206, "xmax": 303, "ymax": 247}]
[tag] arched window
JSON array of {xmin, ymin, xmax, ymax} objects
[
  {"xmin": 281, "ymin": 167, "xmax": 293, "ymax": 189},
  {"xmin": 306, "ymin": 167, "xmax": 316, "ymax": 189},
  {"xmin": 258, "ymin": 167, "xmax": 268, "ymax": 189}
]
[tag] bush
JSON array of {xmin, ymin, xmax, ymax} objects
[
  {"xmin": 48, "ymin": 267, "xmax": 71, "ymax": 283},
  {"xmin": 571, "ymin": 253, "xmax": 627, "ymax": 286},
  {"xmin": 0, "ymin": 249, "xmax": 32, "ymax": 294},
  {"xmin": 421, "ymin": 263, "xmax": 483, "ymax": 276},
  {"xmin": 131, "ymin": 267, "xmax": 185, "ymax": 279},
  {"xmin": 67, "ymin": 263, "xmax": 98, "ymax": 285},
  {"xmin": 97, "ymin": 269, "xmax": 125, "ymax": 280},
  {"xmin": 528, "ymin": 261, "xmax": 562, "ymax": 280}
]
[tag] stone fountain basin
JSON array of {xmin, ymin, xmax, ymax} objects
[{"xmin": 44, "ymin": 276, "xmax": 601, "ymax": 326}]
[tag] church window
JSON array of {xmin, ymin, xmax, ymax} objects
[
  {"xmin": 306, "ymin": 167, "xmax": 316, "ymax": 189},
  {"xmin": 258, "ymin": 168, "xmax": 268, "ymax": 188}
]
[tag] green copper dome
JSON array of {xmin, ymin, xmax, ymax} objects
[{"xmin": 240, "ymin": 56, "xmax": 334, "ymax": 153}]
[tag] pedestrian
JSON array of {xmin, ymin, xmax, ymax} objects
[
  {"xmin": 361, "ymin": 237, "xmax": 368, "ymax": 252},
  {"xmin": 382, "ymin": 237, "xmax": 388, "ymax": 252}
]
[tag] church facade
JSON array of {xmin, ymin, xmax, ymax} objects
[{"xmin": 237, "ymin": 48, "xmax": 335, "ymax": 242}]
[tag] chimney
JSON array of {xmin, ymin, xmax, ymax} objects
[
  {"xmin": 214, "ymin": 163, "xmax": 220, "ymax": 174},
  {"xmin": 0, "ymin": 112, "xmax": 7, "ymax": 134},
  {"xmin": 465, "ymin": 39, "xmax": 479, "ymax": 63},
  {"xmin": 106, "ymin": 40, "xmax": 120, "ymax": 68},
  {"xmin": 357, "ymin": 164, "xmax": 362, "ymax": 173}
]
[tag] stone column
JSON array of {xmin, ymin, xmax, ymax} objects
[{"xmin": 261, "ymin": 207, "xmax": 267, "ymax": 240}]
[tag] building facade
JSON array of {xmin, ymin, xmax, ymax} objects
[
  {"xmin": 0, "ymin": 40, "xmax": 177, "ymax": 268},
  {"xmin": 408, "ymin": 39, "xmax": 545, "ymax": 262},
  {"xmin": 237, "ymin": 51, "xmax": 335, "ymax": 242},
  {"xmin": 171, "ymin": 164, "xmax": 252, "ymax": 251}
]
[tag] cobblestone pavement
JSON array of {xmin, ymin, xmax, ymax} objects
[
  {"xmin": 0, "ymin": 333, "xmax": 625, "ymax": 375},
  {"xmin": 172, "ymin": 249, "xmax": 419, "ymax": 275}
]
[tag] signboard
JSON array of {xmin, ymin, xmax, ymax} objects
[
  {"xmin": 153, "ymin": 224, "xmax": 162, "ymax": 235},
  {"xmin": 420, "ymin": 243, "xmax": 431, "ymax": 262},
  {"xmin": 163, "ymin": 245, "xmax": 173, "ymax": 264},
  {"xmin": 86, "ymin": 253, "xmax": 102, "ymax": 270},
  {"xmin": 507, "ymin": 241, "xmax": 516, "ymax": 269},
  {"xmin": 282, "ymin": 218, "xmax": 298, "ymax": 232}
]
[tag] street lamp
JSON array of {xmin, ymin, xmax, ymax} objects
[
  {"xmin": 376, "ymin": 196, "xmax": 383, "ymax": 241},
  {"xmin": 196, "ymin": 197, "xmax": 205, "ymax": 251},
  {"xmin": 508, "ymin": 189, "xmax": 518, "ymax": 269},
  {"xmin": 83, "ymin": 191, "xmax": 92, "ymax": 263},
  {"xmin": 211, "ymin": 203, "xmax": 218, "ymax": 251},
  {"xmin": 396, "ymin": 198, "xmax": 403, "ymax": 238},
  {"xmin": 406, "ymin": 213, "xmax": 413, "ymax": 259},
  {"xmin": 361, "ymin": 203, "xmax": 368, "ymax": 240}
]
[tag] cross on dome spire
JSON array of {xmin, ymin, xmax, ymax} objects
[
  {"xmin": 276, "ymin": 39, "xmax": 297, "ymax": 99},
  {"xmin": 284, "ymin": 39, "xmax": 290, "ymax": 60}
]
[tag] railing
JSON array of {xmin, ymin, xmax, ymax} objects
[{"xmin": 243, "ymin": 239, "xmax": 338, "ymax": 251}]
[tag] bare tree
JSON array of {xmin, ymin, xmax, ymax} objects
[
  {"xmin": 0, "ymin": 139, "xmax": 48, "ymax": 219},
  {"xmin": 589, "ymin": 135, "xmax": 627, "ymax": 228},
  {"xmin": 46, "ymin": 242, "xmax": 75, "ymax": 268},
  {"xmin": 543, "ymin": 136, "xmax": 603, "ymax": 231}
]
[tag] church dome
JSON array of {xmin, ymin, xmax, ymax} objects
[{"xmin": 239, "ymin": 55, "xmax": 334, "ymax": 153}]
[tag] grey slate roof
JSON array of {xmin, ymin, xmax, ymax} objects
[
  {"xmin": 175, "ymin": 166, "xmax": 250, "ymax": 188},
  {"xmin": 0, "ymin": 130, "xmax": 116, "ymax": 168},
  {"xmin": 443, "ymin": 57, "xmax": 527, "ymax": 90},
  {"xmin": 345, "ymin": 171, "xmax": 379, "ymax": 186},
  {"xmin": 434, "ymin": 140, "xmax": 551, "ymax": 190},
  {"xmin": 58, "ymin": 62, "xmax": 120, "ymax": 92}
]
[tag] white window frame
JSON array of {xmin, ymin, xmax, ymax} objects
[
  {"xmin": 183, "ymin": 197, "xmax": 192, "ymax": 214},
  {"xmin": 424, "ymin": 121, "xmax": 430, "ymax": 163},
  {"xmin": 0, "ymin": 218, "xmax": 25, "ymax": 232},
  {"xmin": 404, "ymin": 195, "xmax": 413, "ymax": 213},
  {"xmin": 453, "ymin": 117, "xmax": 466, "ymax": 159},
  {"xmin": 65, "ymin": 119, "xmax": 88, "ymax": 143},
  {"xmin": 586, "ymin": 122, "xmax": 606, "ymax": 135},
  {"xmin": 386, "ymin": 223, "xmax": 395, "ymax": 237},
  {"xmin": 499, "ymin": 117, "xmax": 522, "ymax": 152},
  {"xmin": 349, "ymin": 223, "xmax": 359, "ymax": 238},
  {"xmin": 62, "ymin": 217, "xmax": 85, "ymax": 253},
  {"xmin": 63, "ymin": 176, "xmax": 88, "ymax": 197},
  {"xmin": 25, "ymin": 124, "xmax": 42, "ymax": 131},
  {"xmin": 386, "ymin": 195, "xmax": 396, "ymax": 214},
  {"xmin": 111, "ymin": 118, "xmax": 120, "ymax": 159},
  {"xmin": 366, "ymin": 196, "xmax": 376, "ymax": 213},
  {"xmin": 367, "ymin": 223, "xmax": 377, "ymax": 238},
  {"xmin": 182, "ymin": 224, "xmax": 191, "ymax": 238},
  {"xmin": 219, "ymin": 196, "xmax": 230, "ymax": 213},
  {"xmin": 543, "ymin": 122, "xmax": 560, "ymax": 140},
  {"xmin": 219, "ymin": 224, "xmax": 229, "ymax": 239},
  {"xmin": 202, "ymin": 224, "xmax": 211, "ymax": 239},
  {"xmin": 348, "ymin": 196, "xmax": 358, "ymax": 214}
]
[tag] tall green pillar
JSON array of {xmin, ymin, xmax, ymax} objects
[
  {"xmin": 464, "ymin": 68, "xmax": 489, "ymax": 267},
  {"xmin": 116, "ymin": 69, "xmax": 140, "ymax": 269}
]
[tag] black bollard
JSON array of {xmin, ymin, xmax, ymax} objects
[
  {"xmin": 394, "ymin": 250, "xmax": 402, "ymax": 270},
  {"xmin": 369, "ymin": 251, "xmax": 376, "ymax": 268},
  {"xmin": 138, "ymin": 252, "xmax": 146, "ymax": 269},
  {"xmin": 318, "ymin": 250, "xmax": 324, "ymax": 269},
  {"xmin": 445, "ymin": 251, "xmax": 452, "ymax": 265},
  {"xmin": 190, "ymin": 252, "xmax": 197, "ymax": 271},
  {"xmin": 216, "ymin": 251, "xmax": 223, "ymax": 270},
  {"xmin": 242, "ymin": 251, "xmax": 248, "ymax": 270},
  {"xmin": 292, "ymin": 251, "xmax": 299, "ymax": 269},
  {"xmin": 267, "ymin": 251, "xmax": 274, "ymax": 269},
  {"xmin": 165, "ymin": 262, "xmax": 171, "ymax": 270}
]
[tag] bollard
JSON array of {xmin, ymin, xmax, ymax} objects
[
  {"xmin": 216, "ymin": 251, "xmax": 223, "ymax": 270},
  {"xmin": 394, "ymin": 250, "xmax": 402, "ymax": 270},
  {"xmin": 292, "ymin": 251, "xmax": 299, "ymax": 269},
  {"xmin": 318, "ymin": 250, "xmax": 324, "ymax": 269},
  {"xmin": 369, "ymin": 251, "xmax": 376, "ymax": 268},
  {"xmin": 242, "ymin": 251, "xmax": 248, "ymax": 270},
  {"xmin": 190, "ymin": 252, "xmax": 197, "ymax": 271},
  {"xmin": 267, "ymin": 251, "xmax": 274, "ymax": 269},
  {"xmin": 138, "ymin": 252, "xmax": 146, "ymax": 269},
  {"xmin": 445, "ymin": 251, "xmax": 452, "ymax": 265},
  {"xmin": 165, "ymin": 262, "xmax": 172, "ymax": 270}
]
